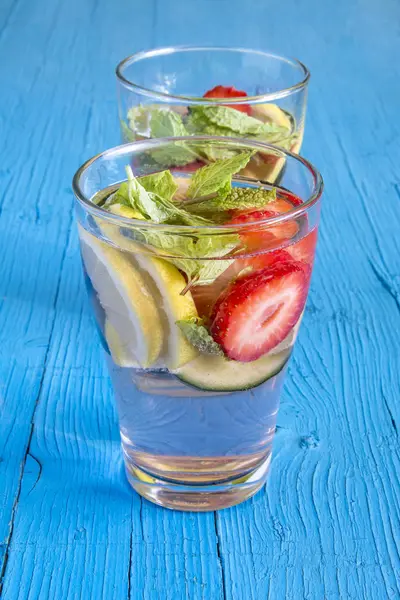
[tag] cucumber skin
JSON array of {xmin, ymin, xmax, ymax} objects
[{"xmin": 175, "ymin": 350, "xmax": 291, "ymax": 393}]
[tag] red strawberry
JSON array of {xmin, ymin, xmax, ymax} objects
[
  {"xmin": 174, "ymin": 160, "xmax": 206, "ymax": 173},
  {"xmin": 229, "ymin": 208, "xmax": 298, "ymax": 252},
  {"xmin": 191, "ymin": 249, "xmax": 292, "ymax": 317},
  {"xmin": 267, "ymin": 191, "xmax": 302, "ymax": 212},
  {"xmin": 191, "ymin": 250, "xmax": 292, "ymax": 318},
  {"xmin": 245, "ymin": 249, "xmax": 292, "ymax": 272},
  {"xmin": 229, "ymin": 209, "xmax": 278, "ymax": 251},
  {"xmin": 203, "ymin": 85, "xmax": 251, "ymax": 114},
  {"xmin": 287, "ymin": 228, "xmax": 318, "ymax": 265},
  {"xmin": 211, "ymin": 262, "xmax": 307, "ymax": 362}
]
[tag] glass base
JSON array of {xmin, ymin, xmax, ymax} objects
[{"xmin": 124, "ymin": 454, "xmax": 271, "ymax": 511}]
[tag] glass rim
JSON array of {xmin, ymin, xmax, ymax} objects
[
  {"xmin": 72, "ymin": 136, "xmax": 323, "ymax": 233},
  {"xmin": 116, "ymin": 45, "xmax": 310, "ymax": 104}
]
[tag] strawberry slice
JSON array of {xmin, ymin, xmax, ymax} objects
[
  {"xmin": 287, "ymin": 228, "xmax": 318, "ymax": 265},
  {"xmin": 210, "ymin": 262, "xmax": 307, "ymax": 362},
  {"xmin": 245, "ymin": 249, "xmax": 292, "ymax": 272},
  {"xmin": 229, "ymin": 208, "xmax": 298, "ymax": 252},
  {"xmin": 191, "ymin": 249, "xmax": 292, "ymax": 318},
  {"xmin": 203, "ymin": 85, "xmax": 251, "ymax": 114},
  {"xmin": 229, "ymin": 209, "xmax": 278, "ymax": 252},
  {"xmin": 173, "ymin": 160, "xmax": 206, "ymax": 174}
]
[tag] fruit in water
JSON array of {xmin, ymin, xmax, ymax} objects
[
  {"xmin": 250, "ymin": 103, "xmax": 292, "ymax": 129},
  {"xmin": 210, "ymin": 261, "xmax": 307, "ymax": 362},
  {"xmin": 96, "ymin": 205, "xmax": 200, "ymax": 369},
  {"xmin": 79, "ymin": 226, "xmax": 163, "ymax": 368},
  {"xmin": 287, "ymin": 228, "xmax": 318, "ymax": 265},
  {"xmin": 229, "ymin": 206, "xmax": 298, "ymax": 252},
  {"xmin": 203, "ymin": 85, "xmax": 251, "ymax": 114},
  {"xmin": 190, "ymin": 248, "xmax": 293, "ymax": 317},
  {"xmin": 175, "ymin": 160, "xmax": 206, "ymax": 173},
  {"xmin": 175, "ymin": 348, "xmax": 290, "ymax": 392}
]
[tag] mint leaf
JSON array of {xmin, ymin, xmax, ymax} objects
[
  {"xmin": 149, "ymin": 109, "xmax": 203, "ymax": 167},
  {"xmin": 124, "ymin": 167, "xmax": 169, "ymax": 222},
  {"xmin": 139, "ymin": 170, "xmax": 178, "ymax": 202},
  {"xmin": 187, "ymin": 106, "xmax": 294, "ymax": 152},
  {"xmin": 187, "ymin": 152, "xmax": 252, "ymax": 200},
  {"xmin": 107, "ymin": 182, "xmax": 131, "ymax": 207},
  {"xmin": 151, "ymin": 144, "xmax": 199, "ymax": 167},
  {"xmin": 139, "ymin": 229, "xmax": 238, "ymax": 285},
  {"xmin": 126, "ymin": 106, "xmax": 201, "ymax": 167},
  {"xmin": 188, "ymin": 186, "xmax": 277, "ymax": 213},
  {"xmin": 190, "ymin": 106, "xmax": 270, "ymax": 136},
  {"xmin": 150, "ymin": 108, "xmax": 188, "ymax": 137},
  {"xmin": 176, "ymin": 318, "xmax": 224, "ymax": 355},
  {"xmin": 186, "ymin": 110, "xmax": 234, "ymax": 137},
  {"xmin": 123, "ymin": 167, "xmax": 211, "ymax": 225}
]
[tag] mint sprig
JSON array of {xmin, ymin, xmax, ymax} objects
[
  {"xmin": 116, "ymin": 167, "xmax": 211, "ymax": 226},
  {"xmin": 187, "ymin": 152, "xmax": 252, "ymax": 201},
  {"xmin": 127, "ymin": 106, "xmax": 203, "ymax": 167},
  {"xmin": 141, "ymin": 229, "xmax": 238, "ymax": 285},
  {"xmin": 139, "ymin": 170, "xmax": 178, "ymax": 202},
  {"xmin": 191, "ymin": 106, "xmax": 270, "ymax": 136},
  {"xmin": 187, "ymin": 186, "xmax": 277, "ymax": 214},
  {"xmin": 176, "ymin": 318, "xmax": 224, "ymax": 355}
]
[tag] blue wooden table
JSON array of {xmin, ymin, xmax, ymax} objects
[{"xmin": 1, "ymin": 0, "xmax": 400, "ymax": 598}]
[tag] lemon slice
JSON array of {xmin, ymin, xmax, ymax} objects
[
  {"xmin": 108, "ymin": 204, "xmax": 144, "ymax": 220},
  {"xmin": 105, "ymin": 319, "xmax": 139, "ymax": 368},
  {"xmin": 241, "ymin": 152, "xmax": 286, "ymax": 185},
  {"xmin": 79, "ymin": 226, "xmax": 163, "ymax": 368},
  {"xmin": 133, "ymin": 252, "xmax": 199, "ymax": 369},
  {"xmin": 98, "ymin": 209, "xmax": 199, "ymax": 369},
  {"xmin": 251, "ymin": 103, "xmax": 292, "ymax": 129}
]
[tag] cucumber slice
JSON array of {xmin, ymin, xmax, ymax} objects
[{"xmin": 174, "ymin": 348, "xmax": 290, "ymax": 392}]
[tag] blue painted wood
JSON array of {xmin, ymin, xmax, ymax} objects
[{"xmin": 1, "ymin": 0, "xmax": 399, "ymax": 598}]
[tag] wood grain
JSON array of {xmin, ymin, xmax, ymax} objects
[{"xmin": 1, "ymin": 0, "xmax": 399, "ymax": 598}]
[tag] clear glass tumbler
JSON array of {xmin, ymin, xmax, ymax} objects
[
  {"xmin": 72, "ymin": 136, "xmax": 322, "ymax": 511},
  {"xmin": 116, "ymin": 47, "xmax": 310, "ymax": 182}
]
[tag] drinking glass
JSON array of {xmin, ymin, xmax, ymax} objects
[
  {"xmin": 116, "ymin": 47, "xmax": 310, "ymax": 182},
  {"xmin": 72, "ymin": 136, "xmax": 323, "ymax": 511}
]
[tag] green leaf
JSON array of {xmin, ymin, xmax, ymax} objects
[
  {"xmin": 107, "ymin": 182, "xmax": 131, "ymax": 207},
  {"xmin": 176, "ymin": 318, "xmax": 224, "ymax": 355},
  {"xmin": 126, "ymin": 106, "xmax": 201, "ymax": 167},
  {"xmin": 122, "ymin": 167, "xmax": 210, "ymax": 225},
  {"xmin": 187, "ymin": 106, "xmax": 294, "ymax": 152},
  {"xmin": 190, "ymin": 106, "xmax": 271, "ymax": 136},
  {"xmin": 149, "ymin": 108, "xmax": 187, "ymax": 137},
  {"xmin": 139, "ymin": 170, "xmax": 178, "ymax": 202},
  {"xmin": 140, "ymin": 229, "xmax": 238, "ymax": 285},
  {"xmin": 187, "ymin": 152, "xmax": 252, "ymax": 200},
  {"xmin": 186, "ymin": 110, "xmax": 234, "ymax": 137},
  {"xmin": 151, "ymin": 144, "xmax": 199, "ymax": 168},
  {"xmin": 188, "ymin": 186, "xmax": 277, "ymax": 213},
  {"xmin": 124, "ymin": 167, "xmax": 168, "ymax": 222},
  {"xmin": 149, "ymin": 109, "xmax": 203, "ymax": 167}
]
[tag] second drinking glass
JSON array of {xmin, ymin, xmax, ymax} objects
[{"xmin": 116, "ymin": 47, "xmax": 310, "ymax": 183}]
